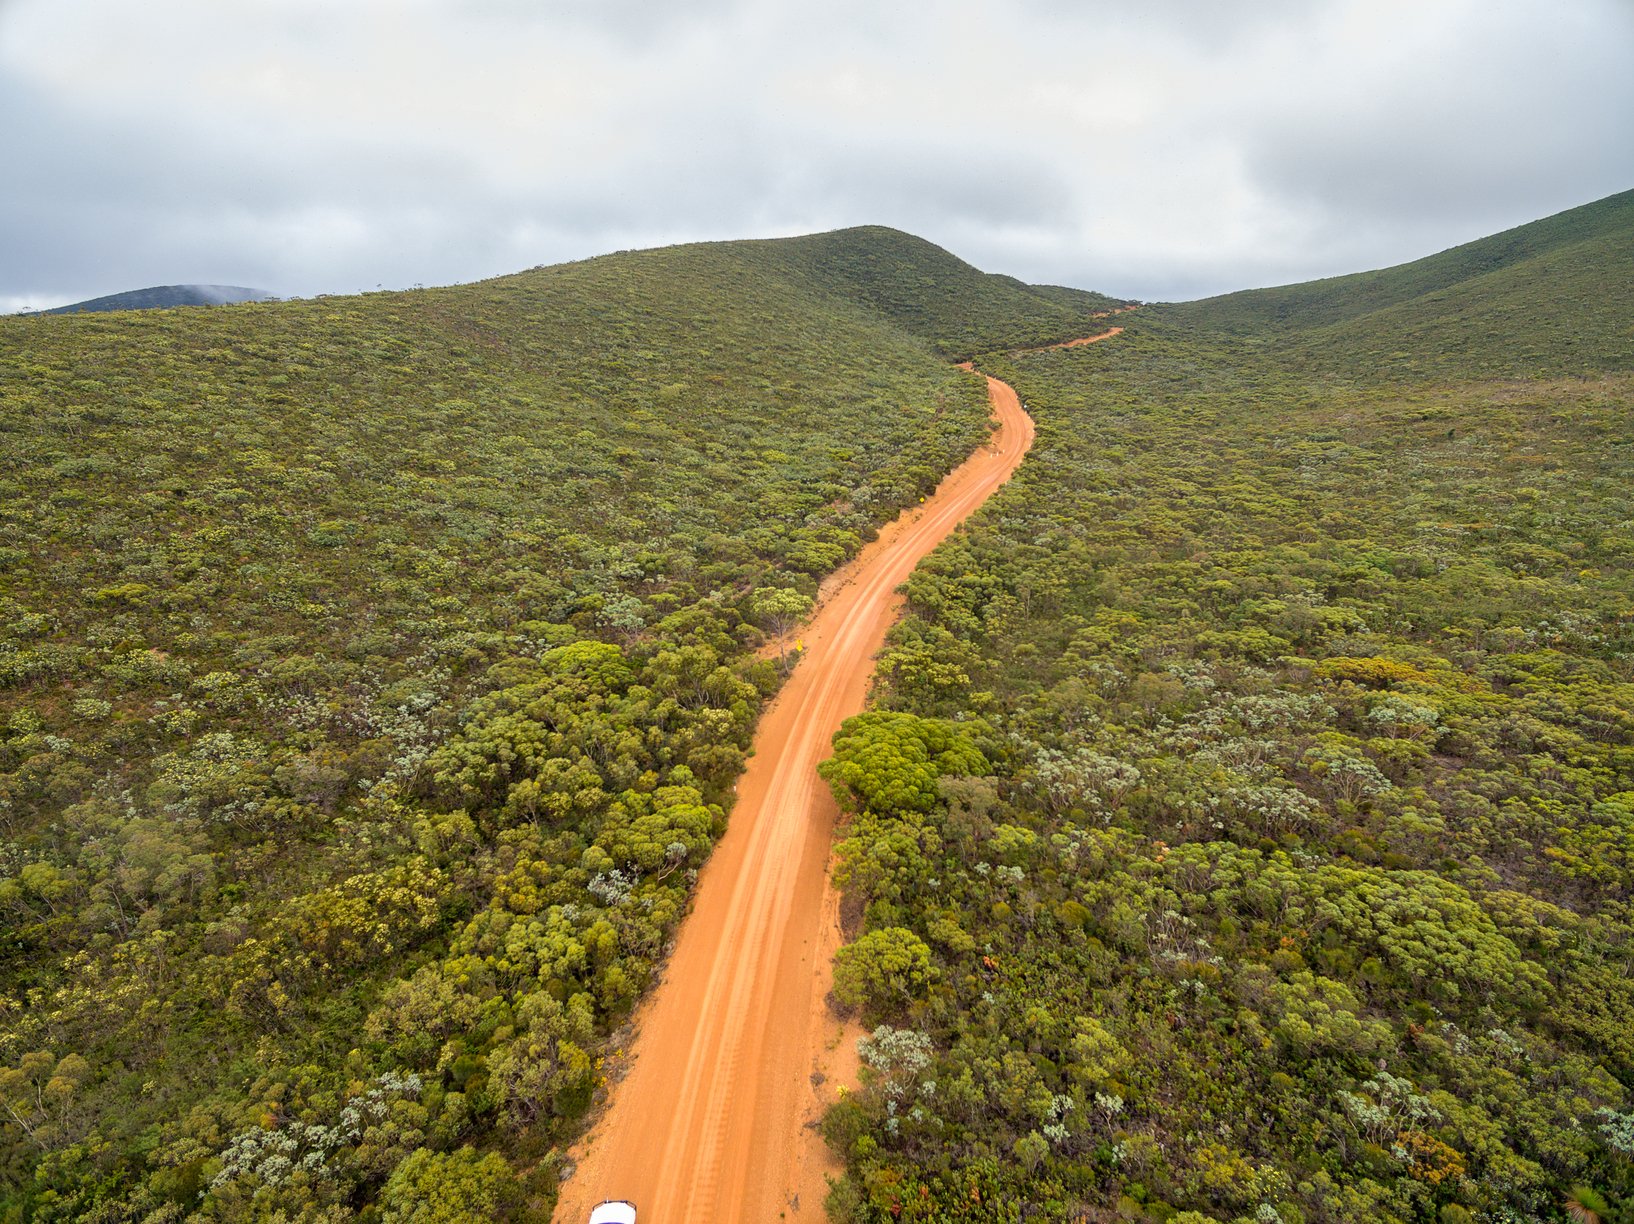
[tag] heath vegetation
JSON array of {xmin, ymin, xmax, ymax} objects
[
  {"xmin": 0, "ymin": 228, "xmax": 1108, "ymax": 1220},
  {"xmin": 818, "ymin": 193, "xmax": 1634, "ymax": 1222}
]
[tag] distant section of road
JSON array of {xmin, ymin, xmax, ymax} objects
[
  {"xmin": 1017, "ymin": 307, "xmax": 1135, "ymax": 354},
  {"xmin": 1027, "ymin": 324, "xmax": 1124, "ymax": 350},
  {"xmin": 553, "ymin": 336, "xmax": 1118, "ymax": 1224}
]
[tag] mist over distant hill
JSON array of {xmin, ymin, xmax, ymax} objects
[{"xmin": 32, "ymin": 284, "xmax": 276, "ymax": 314}]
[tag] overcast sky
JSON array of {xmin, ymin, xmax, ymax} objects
[{"xmin": 4, "ymin": 0, "xmax": 1632, "ymax": 313}]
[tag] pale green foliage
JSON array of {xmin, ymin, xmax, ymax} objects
[
  {"xmin": 832, "ymin": 927, "xmax": 934, "ymax": 1016},
  {"xmin": 1031, "ymin": 745, "xmax": 1141, "ymax": 817},
  {"xmin": 820, "ymin": 711, "xmax": 989, "ymax": 814},
  {"xmin": 858, "ymin": 1025, "xmax": 935, "ymax": 1078},
  {"xmin": 379, "ymin": 1146, "xmax": 520, "ymax": 1222},
  {"xmin": 1067, "ymin": 1016, "xmax": 1132, "ymax": 1091},
  {"xmin": 751, "ymin": 587, "xmax": 813, "ymax": 636}
]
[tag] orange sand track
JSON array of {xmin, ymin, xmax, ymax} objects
[
  {"xmin": 1027, "ymin": 324, "xmax": 1123, "ymax": 351},
  {"xmin": 552, "ymin": 340, "xmax": 1128, "ymax": 1222}
]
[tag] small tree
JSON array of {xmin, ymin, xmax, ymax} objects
[
  {"xmin": 751, "ymin": 587, "xmax": 813, "ymax": 638},
  {"xmin": 379, "ymin": 1147, "xmax": 522, "ymax": 1222},
  {"xmin": 832, "ymin": 927, "xmax": 934, "ymax": 1017}
]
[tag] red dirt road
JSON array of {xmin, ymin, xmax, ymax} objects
[
  {"xmin": 552, "ymin": 371, "xmax": 1035, "ymax": 1224},
  {"xmin": 1028, "ymin": 324, "xmax": 1123, "ymax": 351}
]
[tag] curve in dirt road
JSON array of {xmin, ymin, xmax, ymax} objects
[
  {"xmin": 1025, "ymin": 324, "xmax": 1124, "ymax": 352},
  {"xmin": 553, "ymin": 336, "xmax": 1117, "ymax": 1224}
]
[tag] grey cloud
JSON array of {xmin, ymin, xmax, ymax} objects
[
  {"xmin": 1244, "ymin": 7, "xmax": 1634, "ymax": 215},
  {"xmin": 769, "ymin": 136, "xmax": 1078, "ymax": 232},
  {"xmin": 1015, "ymin": 0, "xmax": 1316, "ymax": 52},
  {"xmin": 2, "ymin": 0, "xmax": 1631, "ymax": 308},
  {"xmin": 455, "ymin": 0, "xmax": 752, "ymax": 49}
]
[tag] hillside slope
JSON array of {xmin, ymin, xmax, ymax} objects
[
  {"xmin": 1168, "ymin": 187, "xmax": 1634, "ymax": 377},
  {"xmin": 0, "ymin": 228, "xmax": 1117, "ymax": 1219},
  {"xmin": 727, "ymin": 224, "xmax": 1128, "ymax": 357},
  {"xmin": 1172, "ymin": 187, "xmax": 1634, "ymax": 331},
  {"xmin": 817, "ymin": 199, "xmax": 1634, "ymax": 1222}
]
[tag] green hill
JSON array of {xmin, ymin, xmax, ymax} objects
[
  {"xmin": 727, "ymin": 224, "xmax": 1128, "ymax": 357},
  {"xmin": 1168, "ymin": 187, "xmax": 1634, "ymax": 377},
  {"xmin": 816, "ymin": 198, "xmax": 1634, "ymax": 1222},
  {"xmin": 0, "ymin": 228, "xmax": 1117, "ymax": 1219}
]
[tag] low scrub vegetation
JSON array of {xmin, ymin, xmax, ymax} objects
[
  {"xmin": 0, "ymin": 232, "xmax": 1016, "ymax": 1219},
  {"xmin": 820, "ymin": 303, "xmax": 1634, "ymax": 1221}
]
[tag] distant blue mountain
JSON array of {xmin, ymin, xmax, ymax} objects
[{"xmin": 35, "ymin": 284, "xmax": 276, "ymax": 315}]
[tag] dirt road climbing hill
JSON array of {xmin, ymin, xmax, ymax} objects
[
  {"xmin": 552, "ymin": 368, "xmax": 1038, "ymax": 1224},
  {"xmin": 1027, "ymin": 324, "xmax": 1123, "ymax": 351}
]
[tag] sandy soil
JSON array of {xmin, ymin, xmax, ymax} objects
[{"xmin": 552, "ymin": 370, "xmax": 1037, "ymax": 1224}]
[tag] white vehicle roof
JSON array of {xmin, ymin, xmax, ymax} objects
[{"xmin": 588, "ymin": 1201, "xmax": 637, "ymax": 1224}]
